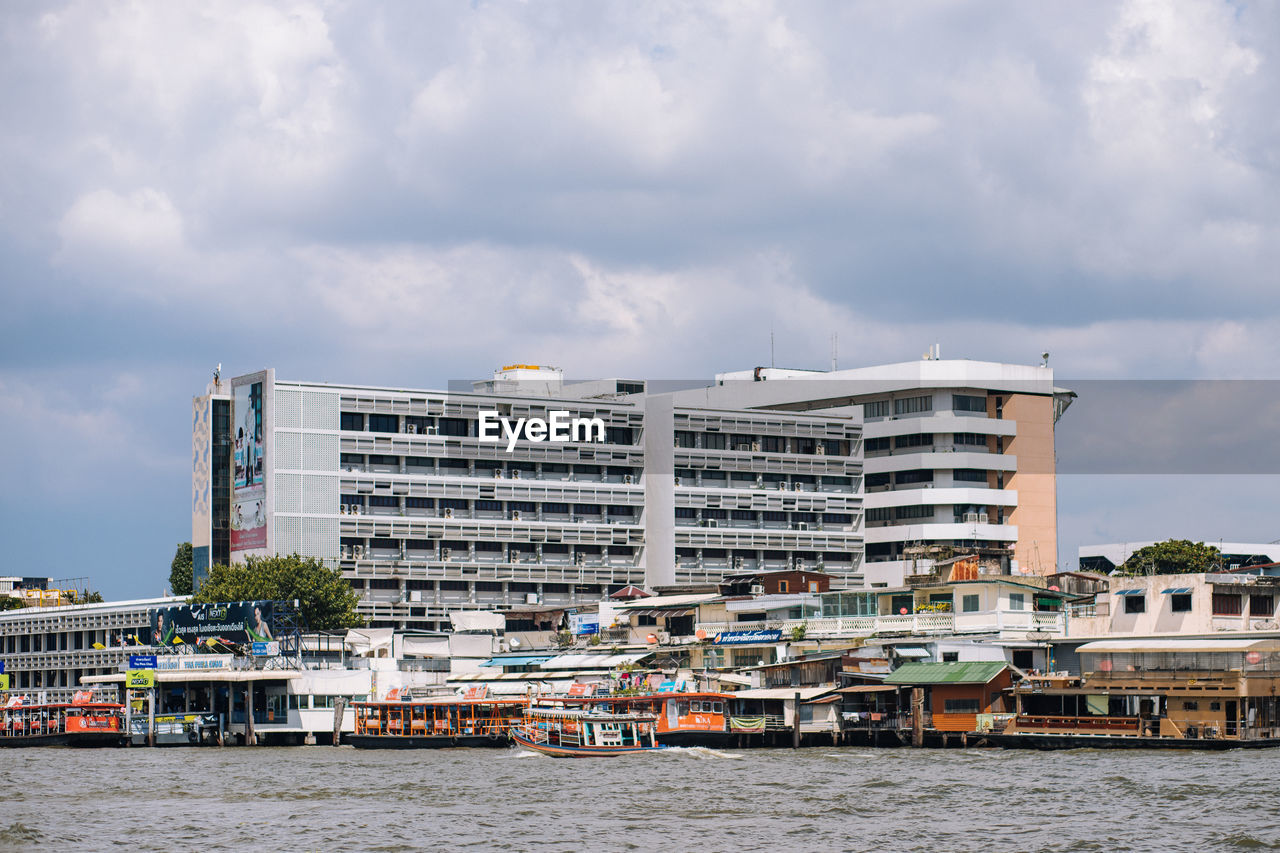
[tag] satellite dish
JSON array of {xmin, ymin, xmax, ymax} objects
[{"xmin": 509, "ymin": 637, "xmax": 522, "ymax": 649}]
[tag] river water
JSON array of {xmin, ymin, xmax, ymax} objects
[{"xmin": 0, "ymin": 745, "xmax": 1275, "ymax": 851}]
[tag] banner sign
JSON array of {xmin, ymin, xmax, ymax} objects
[
  {"xmin": 0, "ymin": 675, "xmax": 8, "ymax": 691},
  {"xmin": 129, "ymin": 655, "xmax": 157, "ymax": 669},
  {"xmin": 569, "ymin": 613, "xmax": 600, "ymax": 636},
  {"xmin": 251, "ymin": 641, "xmax": 280, "ymax": 657},
  {"xmin": 155, "ymin": 655, "xmax": 234, "ymax": 672},
  {"xmin": 713, "ymin": 629, "xmax": 783, "ymax": 645},
  {"xmin": 126, "ymin": 670, "xmax": 155, "ymax": 689},
  {"xmin": 150, "ymin": 601, "xmax": 277, "ymax": 647}
]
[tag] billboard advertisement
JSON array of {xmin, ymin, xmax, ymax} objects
[
  {"xmin": 230, "ymin": 371, "xmax": 270, "ymax": 558},
  {"xmin": 150, "ymin": 601, "xmax": 277, "ymax": 647}
]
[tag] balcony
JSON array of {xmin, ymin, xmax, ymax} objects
[{"xmin": 694, "ymin": 609, "xmax": 1064, "ymax": 640}]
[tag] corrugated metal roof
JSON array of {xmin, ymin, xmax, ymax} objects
[
  {"xmin": 612, "ymin": 593, "xmax": 720, "ymax": 610},
  {"xmin": 729, "ymin": 687, "xmax": 835, "ymax": 701},
  {"xmin": 539, "ymin": 652, "xmax": 652, "ymax": 670},
  {"xmin": 884, "ymin": 661, "xmax": 1007, "ymax": 685},
  {"xmin": 478, "ymin": 655, "xmax": 555, "ymax": 668}
]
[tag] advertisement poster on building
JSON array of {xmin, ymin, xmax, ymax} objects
[
  {"xmin": 150, "ymin": 601, "xmax": 277, "ymax": 647},
  {"xmin": 230, "ymin": 371, "xmax": 270, "ymax": 558}
]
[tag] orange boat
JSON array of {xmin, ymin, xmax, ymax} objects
[
  {"xmin": 511, "ymin": 704, "xmax": 666, "ymax": 757},
  {"xmin": 0, "ymin": 694, "xmax": 126, "ymax": 748},
  {"xmin": 351, "ymin": 695, "xmax": 528, "ymax": 749},
  {"xmin": 569, "ymin": 692, "xmax": 732, "ymax": 747}
]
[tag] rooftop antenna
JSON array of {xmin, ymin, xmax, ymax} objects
[
  {"xmin": 770, "ymin": 328, "xmax": 775, "ymax": 369},
  {"xmin": 214, "ymin": 363, "xmax": 222, "ymax": 383},
  {"xmin": 830, "ymin": 333, "xmax": 838, "ymax": 371},
  {"xmin": 1041, "ymin": 352, "xmax": 1050, "ymax": 368}
]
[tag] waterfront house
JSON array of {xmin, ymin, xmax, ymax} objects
[{"xmin": 884, "ymin": 661, "xmax": 1012, "ymax": 734}]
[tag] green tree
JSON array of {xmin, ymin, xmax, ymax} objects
[
  {"xmin": 1121, "ymin": 539, "xmax": 1223, "ymax": 575},
  {"xmin": 191, "ymin": 554, "xmax": 363, "ymax": 630},
  {"xmin": 0, "ymin": 596, "xmax": 24, "ymax": 611},
  {"xmin": 170, "ymin": 542, "xmax": 194, "ymax": 596}
]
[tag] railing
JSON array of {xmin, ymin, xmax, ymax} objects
[
  {"xmin": 1012, "ymin": 715, "xmax": 1139, "ymax": 733},
  {"xmin": 840, "ymin": 712, "xmax": 911, "ymax": 731},
  {"xmin": 728, "ymin": 714, "xmax": 788, "ymax": 732},
  {"xmin": 697, "ymin": 610, "xmax": 1066, "ymax": 639}
]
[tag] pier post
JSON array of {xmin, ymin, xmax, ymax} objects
[
  {"xmin": 124, "ymin": 689, "xmax": 133, "ymax": 747},
  {"xmin": 246, "ymin": 685, "xmax": 255, "ymax": 746},
  {"xmin": 332, "ymin": 697, "xmax": 346, "ymax": 746},
  {"xmin": 792, "ymin": 692, "xmax": 801, "ymax": 749},
  {"xmin": 911, "ymin": 688, "xmax": 924, "ymax": 748},
  {"xmin": 146, "ymin": 688, "xmax": 155, "ymax": 748}
]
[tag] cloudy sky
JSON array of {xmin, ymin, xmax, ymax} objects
[{"xmin": 2, "ymin": 1, "xmax": 1278, "ymax": 597}]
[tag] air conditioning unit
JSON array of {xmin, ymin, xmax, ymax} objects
[
  {"xmin": 574, "ymin": 552, "xmax": 585, "ymax": 565},
  {"xmin": 963, "ymin": 512, "xmax": 979, "ymax": 523},
  {"xmin": 408, "ymin": 590, "xmax": 422, "ymax": 602},
  {"xmin": 406, "ymin": 423, "xmax": 417, "ymax": 434},
  {"xmin": 658, "ymin": 632, "xmax": 672, "ymax": 645},
  {"xmin": 751, "ymin": 442, "xmax": 761, "ymax": 452},
  {"xmin": 511, "ymin": 469, "xmax": 521, "ymax": 479},
  {"xmin": 749, "ymin": 584, "xmax": 765, "ymax": 595},
  {"xmin": 794, "ymin": 558, "xmax": 804, "ymax": 570},
  {"xmin": 736, "ymin": 443, "xmax": 752, "ymax": 452},
  {"xmin": 732, "ymin": 556, "xmax": 744, "ymax": 570},
  {"xmin": 623, "ymin": 474, "xmax": 633, "ymax": 485},
  {"xmin": 776, "ymin": 481, "xmax": 787, "ymax": 490},
  {"xmin": 425, "ymin": 426, "xmax": 438, "ymax": 435},
  {"xmin": 511, "ymin": 510, "xmax": 521, "ymax": 522},
  {"xmin": 495, "ymin": 469, "xmax": 504, "ymax": 479},
  {"xmin": 704, "ymin": 519, "xmax": 719, "ymax": 528},
  {"xmin": 795, "ymin": 522, "xmax": 809, "ymax": 531},
  {"xmin": 816, "ymin": 445, "xmax": 826, "ymax": 455},
  {"xmin": 351, "ymin": 504, "xmax": 362, "ymax": 515},
  {"xmin": 339, "ymin": 504, "xmax": 348, "ymax": 514},
  {"xmin": 444, "ymin": 508, "xmax": 454, "ymax": 519},
  {"xmin": 441, "ymin": 547, "xmax": 452, "ymax": 561},
  {"xmin": 525, "ymin": 593, "xmax": 540, "ymax": 605},
  {"xmin": 340, "ymin": 545, "xmax": 351, "ymax": 559},
  {"xmin": 978, "ymin": 513, "xmax": 989, "ymax": 523},
  {"xmin": 352, "ymin": 545, "xmax": 364, "ymax": 559}
]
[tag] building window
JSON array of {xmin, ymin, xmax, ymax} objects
[
  {"xmin": 822, "ymin": 440, "xmax": 844, "ymax": 456},
  {"xmin": 1170, "ymin": 593, "xmax": 1192, "ymax": 613},
  {"xmin": 866, "ymin": 508, "xmax": 891, "ymax": 522},
  {"xmin": 674, "ymin": 431, "xmax": 696, "ymax": 448},
  {"xmin": 864, "ymin": 400, "xmax": 890, "ymax": 419},
  {"xmin": 1123, "ymin": 594, "xmax": 1145, "ymax": 614},
  {"xmin": 778, "ymin": 581, "xmax": 789, "ymax": 593},
  {"xmin": 952, "ymin": 394, "xmax": 987, "ymax": 413},
  {"xmin": 895, "ymin": 433, "xmax": 933, "ymax": 449},
  {"xmin": 866, "ymin": 437, "xmax": 890, "ymax": 452},
  {"xmin": 895, "ymin": 505, "xmax": 933, "ymax": 521},
  {"xmin": 941, "ymin": 652, "xmax": 959, "ymax": 662},
  {"xmin": 953, "ymin": 469, "xmax": 989, "ymax": 483},
  {"xmin": 703, "ymin": 433, "xmax": 727, "ymax": 450},
  {"xmin": 943, "ymin": 698, "xmax": 981, "ymax": 714},
  {"xmin": 1250, "ymin": 595, "xmax": 1275, "ymax": 617},
  {"xmin": 762, "ymin": 436, "xmax": 783, "ymax": 453},
  {"xmin": 340, "ymin": 412, "xmax": 364, "ymax": 431},
  {"xmin": 1008, "ymin": 592, "xmax": 1026, "ymax": 611},
  {"xmin": 369, "ymin": 495, "xmax": 398, "ymax": 507},
  {"xmin": 962, "ymin": 594, "xmax": 980, "ymax": 613},
  {"xmin": 866, "ymin": 473, "xmax": 891, "ymax": 488},
  {"xmin": 368, "ymin": 414, "xmax": 398, "ymax": 433},
  {"xmin": 895, "ymin": 469, "xmax": 934, "ymax": 485},
  {"xmin": 437, "ymin": 417, "xmax": 469, "ymax": 437},
  {"xmin": 894, "ymin": 395, "xmax": 932, "ymax": 416},
  {"xmin": 1182, "ymin": 700, "xmax": 1199, "ymax": 711},
  {"xmin": 1213, "ymin": 593, "xmax": 1243, "ymax": 616}
]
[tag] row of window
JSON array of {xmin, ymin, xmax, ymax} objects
[
  {"xmin": 865, "ymin": 433, "xmax": 993, "ymax": 452},
  {"xmin": 341, "ymin": 495, "xmax": 636, "ymax": 516},
  {"xmin": 342, "ymin": 456, "xmax": 639, "ymax": 477},
  {"xmin": 866, "ymin": 470, "xmax": 994, "ymax": 488},
  {"xmin": 863, "ymin": 394, "xmax": 988, "ymax": 419},
  {"xmin": 673, "ymin": 509, "xmax": 854, "ymax": 524},
  {"xmin": 674, "ymin": 432, "xmax": 850, "ymax": 456},
  {"xmin": 340, "ymin": 412, "xmax": 635, "ymax": 445},
  {"xmin": 1120, "ymin": 591, "xmax": 1275, "ymax": 616}
]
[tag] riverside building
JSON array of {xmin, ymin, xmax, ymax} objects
[
  {"xmin": 192, "ymin": 365, "xmax": 864, "ymax": 631},
  {"xmin": 712, "ymin": 355, "xmax": 1074, "ymax": 587}
]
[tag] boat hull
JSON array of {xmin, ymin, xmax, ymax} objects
[
  {"xmin": 510, "ymin": 730, "xmax": 666, "ymax": 758},
  {"xmin": 656, "ymin": 730, "xmax": 734, "ymax": 748},
  {"xmin": 0, "ymin": 732, "xmax": 125, "ymax": 748},
  {"xmin": 350, "ymin": 734, "xmax": 510, "ymax": 750}
]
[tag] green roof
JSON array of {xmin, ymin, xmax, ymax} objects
[{"xmin": 883, "ymin": 661, "xmax": 1008, "ymax": 685}]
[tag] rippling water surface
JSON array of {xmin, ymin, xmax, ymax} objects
[{"xmin": 1, "ymin": 745, "xmax": 1277, "ymax": 851}]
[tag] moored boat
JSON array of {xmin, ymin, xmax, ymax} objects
[
  {"xmin": 511, "ymin": 704, "xmax": 666, "ymax": 757},
  {"xmin": 350, "ymin": 695, "xmax": 527, "ymax": 748},
  {"xmin": 569, "ymin": 692, "xmax": 733, "ymax": 747},
  {"xmin": 0, "ymin": 694, "xmax": 127, "ymax": 748}
]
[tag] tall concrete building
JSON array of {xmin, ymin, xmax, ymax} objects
[
  {"xmin": 715, "ymin": 356, "xmax": 1074, "ymax": 587},
  {"xmin": 193, "ymin": 365, "xmax": 863, "ymax": 630}
]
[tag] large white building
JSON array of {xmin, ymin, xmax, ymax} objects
[
  {"xmin": 193, "ymin": 365, "xmax": 864, "ymax": 631},
  {"xmin": 714, "ymin": 356, "xmax": 1074, "ymax": 586}
]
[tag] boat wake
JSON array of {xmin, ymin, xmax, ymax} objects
[{"xmin": 662, "ymin": 746, "xmax": 744, "ymax": 760}]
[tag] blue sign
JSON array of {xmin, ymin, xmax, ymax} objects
[
  {"xmin": 712, "ymin": 629, "xmax": 783, "ymax": 646},
  {"xmin": 0, "ymin": 661, "xmax": 5, "ymax": 674},
  {"xmin": 252, "ymin": 641, "xmax": 279, "ymax": 657},
  {"xmin": 569, "ymin": 614, "xmax": 600, "ymax": 636},
  {"xmin": 129, "ymin": 655, "xmax": 157, "ymax": 669}
]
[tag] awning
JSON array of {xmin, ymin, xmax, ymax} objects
[
  {"xmin": 730, "ymin": 687, "xmax": 835, "ymax": 701},
  {"xmin": 1161, "ymin": 588, "xmax": 1192, "ymax": 595},
  {"xmin": 628, "ymin": 607, "xmax": 696, "ymax": 618},
  {"xmin": 893, "ymin": 647, "xmax": 931, "ymax": 658},
  {"xmin": 1076, "ymin": 639, "xmax": 1280, "ymax": 653},
  {"xmin": 1114, "ymin": 589, "xmax": 1145, "ymax": 597},
  {"xmin": 709, "ymin": 672, "xmax": 751, "ymax": 686},
  {"xmin": 833, "ymin": 684, "xmax": 899, "ymax": 694},
  {"xmin": 539, "ymin": 652, "xmax": 652, "ymax": 670},
  {"xmin": 478, "ymin": 655, "xmax": 555, "ymax": 668}
]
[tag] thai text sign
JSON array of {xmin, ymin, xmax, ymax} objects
[
  {"xmin": 129, "ymin": 655, "xmax": 157, "ymax": 669},
  {"xmin": 151, "ymin": 601, "xmax": 276, "ymax": 646},
  {"xmin": 713, "ymin": 629, "xmax": 783, "ymax": 645}
]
